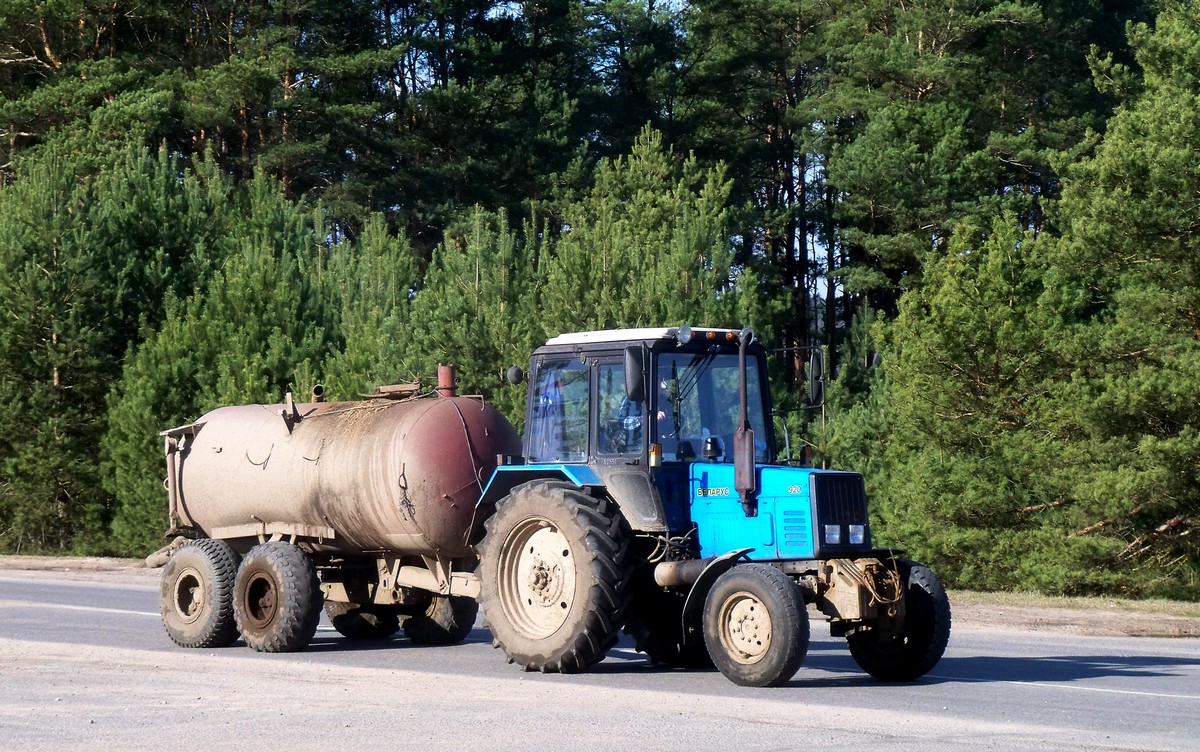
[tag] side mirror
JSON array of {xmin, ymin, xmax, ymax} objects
[
  {"xmin": 808, "ymin": 349, "xmax": 824, "ymax": 407},
  {"xmin": 506, "ymin": 366, "xmax": 524, "ymax": 385},
  {"xmin": 624, "ymin": 346, "xmax": 645, "ymax": 402}
]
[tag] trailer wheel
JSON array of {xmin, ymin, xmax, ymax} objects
[
  {"xmin": 160, "ymin": 538, "xmax": 240, "ymax": 648},
  {"xmin": 325, "ymin": 602, "xmax": 401, "ymax": 640},
  {"xmin": 623, "ymin": 583, "xmax": 713, "ymax": 669},
  {"xmin": 478, "ymin": 480, "xmax": 630, "ymax": 673},
  {"xmin": 404, "ymin": 595, "xmax": 478, "ymax": 645},
  {"xmin": 702, "ymin": 564, "xmax": 809, "ymax": 687},
  {"xmin": 233, "ymin": 542, "xmax": 322, "ymax": 652},
  {"xmin": 847, "ymin": 559, "xmax": 951, "ymax": 681}
]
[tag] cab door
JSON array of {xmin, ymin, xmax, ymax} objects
[{"xmin": 589, "ymin": 358, "xmax": 666, "ymax": 532}]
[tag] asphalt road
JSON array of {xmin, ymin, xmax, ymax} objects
[{"xmin": 1, "ymin": 569, "xmax": 1198, "ymax": 751}]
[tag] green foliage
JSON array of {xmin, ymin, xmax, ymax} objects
[
  {"xmin": 0, "ymin": 155, "xmax": 108, "ymax": 552},
  {"xmin": 0, "ymin": 147, "xmax": 241, "ymax": 553},
  {"xmin": 861, "ymin": 6, "xmax": 1200, "ymax": 596},
  {"xmin": 539, "ymin": 127, "xmax": 742, "ymax": 333},
  {"xmin": 398, "ymin": 209, "xmax": 541, "ymax": 421},
  {"xmin": 319, "ymin": 214, "xmax": 420, "ymax": 399}
]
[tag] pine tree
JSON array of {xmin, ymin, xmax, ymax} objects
[
  {"xmin": 0, "ymin": 155, "xmax": 108, "ymax": 551},
  {"xmin": 1037, "ymin": 2, "xmax": 1200, "ymax": 593},
  {"xmin": 538, "ymin": 127, "xmax": 749, "ymax": 334},
  {"xmin": 398, "ymin": 208, "xmax": 541, "ymax": 422}
]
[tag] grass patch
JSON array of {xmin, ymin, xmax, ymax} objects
[{"xmin": 950, "ymin": 590, "xmax": 1200, "ymax": 618}]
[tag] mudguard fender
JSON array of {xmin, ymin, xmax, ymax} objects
[{"xmin": 679, "ymin": 548, "xmax": 754, "ymax": 646}]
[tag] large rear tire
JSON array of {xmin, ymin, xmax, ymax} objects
[
  {"xmin": 233, "ymin": 542, "xmax": 322, "ymax": 652},
  {"xmin": 478, "ymin": 480, "xmax": 630, "ymax": 673},
  {"xmin": 847, "ymin": 559, "xmax": 951, "ymax": 681},
  {"xmin": 404, "ymin": 595, "xmax": 478, "ymax": 645},
  {"xmin": 160, "ymin": 538, "xmax": 240, "ymax": 648},
  {"xmin": 324, "ymin": 601, "xmax": 402, "ymax": 640},
  {"xmin": 703, "ymin": 564, "xmax": 809, "ymax": 687}
]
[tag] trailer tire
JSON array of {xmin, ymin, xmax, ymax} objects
[
  {"xmin": 404, "ymin": 595, "xmax": 478, "ymax": 645},
  {"xmin": 623, "ymin": 584, "xmax": 713, "ymax": 669},
  {"xmin": 160, "ymin": 538, "xmax": 240, "ymax": 648},
  {"xmin": 325, "ymin": 602, "xmax": 402, "ymax": 640},
  {"xmin": 478, "ymin": 480, "xmax": 630, "ymax": 673},
  {"xmin": 703, "ymin": 564, "xmax": 809, "ymax": 687},
  {"xmin": 847, "ymin": 559, "xmax": 951, "ymax": 681},
  {"xmin": 233, "ymin": 542, "xmax": 322, "ymax": 652}
]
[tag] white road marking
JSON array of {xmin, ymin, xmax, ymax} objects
[
  {"xmin": 930, "ymin": 673, "xmax": 1200, "ymax": 701},
  {"xmin": 0, "ymin": 599, "xmax": 159, "ymax": 618}
]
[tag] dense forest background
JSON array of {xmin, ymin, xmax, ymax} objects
[{"xmin": 1, "ymin": 0, "xmax": 1197, "ymax": 598}]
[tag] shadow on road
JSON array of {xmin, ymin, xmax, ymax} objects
[{"xmin": 928, "ymin": 653, "xmax": 1200, "ymax": 683}]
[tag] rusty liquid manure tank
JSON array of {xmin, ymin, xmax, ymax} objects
[{"xmin": 156, "ymin": 371, "xmax": 521, "ymax": 653}]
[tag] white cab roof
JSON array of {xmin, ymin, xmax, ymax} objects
[{"xmin": 544, "ymin": 327, "xmax": 740, "ymax": 346}]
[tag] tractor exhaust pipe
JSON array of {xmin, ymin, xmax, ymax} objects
[{"xmin": 653, "ymin": 558, "xmax": 714, "ymax": 588}]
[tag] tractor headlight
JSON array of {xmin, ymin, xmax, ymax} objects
[
  {"xmin": 848, "ymin": 524, "xmax": 866, "ymax": 545},
  {"xmin": 823, "ymin": 524, "xmax": 841, "ymax": 545}
]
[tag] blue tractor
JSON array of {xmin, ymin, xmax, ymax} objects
[{"xmin": 476, "ymin": 326, "xmax": 951, "ymax": 686}]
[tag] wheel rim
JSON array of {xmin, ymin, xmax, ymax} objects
[
  {"xmin": 496, "ymin": 517, "xmax": 577, "ymax": 638},
  {"xmin": 242, "ymin": 571, "xmax": 279, "ymax": 631},
  {"xmin": 172, "ymin": 566, "xmax": 206, "ymax": 625},
  {"xmin": 717, "ymin": 590, "xmax": 772, "ymax": 665}
]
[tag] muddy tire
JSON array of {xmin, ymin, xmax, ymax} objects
[
  {"xmin": 703, "ymin": 564, "xmax": 809, "ymax": 687},
  {"xmin": 325, "ymin": 602, "xmax": 402, "ymax": 640},
  {"xmin": 623, "ymin": 582, "xmax": 713, "ymax": 669},
  {"xmin": 160, "ymin": 538, "xmax": 240, "ymax": 648},
  {"xmin": 233, "ymin": 542, "xmax": 322, "ymax": 652},
  {"xmin": 404, "ymin": 595, "xmax": 478, "ymax": 645},
  {"xmin": 847, "ymin": 559, "xmax": 951, "ymax": 681},
  {"xmin": 478, "ymin": 480, "xmax": 630, "ymax": 673}
]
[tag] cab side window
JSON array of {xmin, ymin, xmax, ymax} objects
[
  {"xmin": 527, "ymin": 359, "xmax": 589, "ymax": 462},
  {"xmin": 597, "ymin": 362, "xmax": 641, "ymax": 455}
]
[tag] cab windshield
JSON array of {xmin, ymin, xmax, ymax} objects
[{"xmin": 654, "ymin": 348, "xmax": 769, "ymax": 463}]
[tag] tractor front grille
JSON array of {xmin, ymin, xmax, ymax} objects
[{"xmin": 811, "ymin": 472, "xmax": 869, "ymax": 526}]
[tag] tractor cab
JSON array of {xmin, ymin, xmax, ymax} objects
[{"xmin": 504, "ymin": 327, "xmax": 767, "ymax": 531}]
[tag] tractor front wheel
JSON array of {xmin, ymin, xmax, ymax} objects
[
  {"xmin": 702, "ymin": 564, "xmax": 809, "ymax": 687},
  {"xmin": 847, "ymin": 559, "xmax": 951, "ymax": 681}
]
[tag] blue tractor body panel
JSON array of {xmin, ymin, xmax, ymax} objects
[
  {"xmin": 478, "ymin": 464, "xmax": 604, "ymax": 509},
  {"xmin": 689, "ymin": 465, "xmax": 869, "ymax": 560}
]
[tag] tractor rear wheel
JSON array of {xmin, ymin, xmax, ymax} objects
[
  {"xmin": 847, "ymin": 559, "xmax": 951, "ymax": 681},
  {"xmin": 160, "ymin": 538, "xmax": 240, "ymax": 648},
  {"xmin": 233, "ymin": 542, "xmax": 322, "ymax": 652},
  {"xmin": 478, "ymin": 480, "xmax": 630, "ymax": 673},
  {"xmin": 703, "ymin": 564, "xmax": 809, "ymax": 687}
]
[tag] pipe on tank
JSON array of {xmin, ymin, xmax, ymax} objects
[
  {"xmin": 164, "ymin": 436, "xmax": 181, "ymax": 530},
  {"xmin": 437, "ymin": 365, "xmax": 456, "ymax": 398}
]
